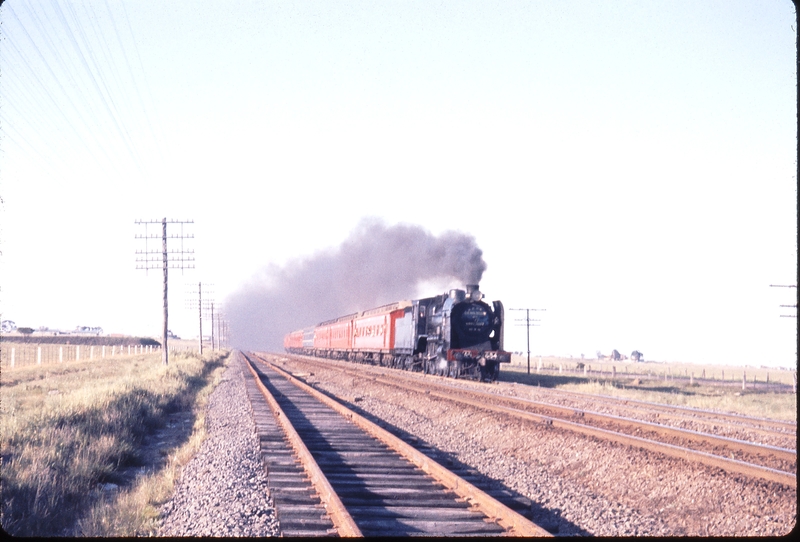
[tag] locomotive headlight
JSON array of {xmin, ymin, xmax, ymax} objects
[{"xmin": 470, "ymin": 289, "xmax": 482, "ymax": 301}]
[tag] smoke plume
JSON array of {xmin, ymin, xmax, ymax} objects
[{"xmin": 224, "ymin": 218, "xmax": 487, "ymax": 351}]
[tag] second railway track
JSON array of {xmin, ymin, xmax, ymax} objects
[
  {"xmin": 239, "ymin": 351, "xmax": 551, "ymax": 537},
  {"xmin": 272, "ymin": 353, "xmax": 796, "ymax": 488}
]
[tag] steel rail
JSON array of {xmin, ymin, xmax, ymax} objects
[
  {"xmin": 288, "ymin": 356, "xmax": 797, "ymax": 462},
  {"xmin": 429, "ymin": 381, "xmax": 798, "ymax": 463},
  {"xmin": 378, "ymin": 374, "xmax": 798, "ymax": 488},
  {"xmin": 243, "ymin": 354, "xmax": 362, "ymax": 537},
  {"xmin": 256, "ymin": 354, "xmax": 553, "ymax": 537},
  {"xmin": 526, "ymin": 386, "xmax": 797, "ymax": 432},
  {"xmin": 290, "ymin": 353, "xmax": 796, "ymax": 434},
  {"xmin": 279, "ymin": 355, "xmax": 796, "ymax": 488}
]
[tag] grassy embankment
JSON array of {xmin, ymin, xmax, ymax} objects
[
  {"xmin": 0, "ymin": 349, "xmax": 230, "ymax": 536},
  {"xmin": 503, "ymin": 356, "xmax": 797, "ymax": 421}
]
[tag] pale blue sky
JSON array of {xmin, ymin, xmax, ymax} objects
[{"xmin": 0, "ymin": 0, "xmax": 796, "ymax": 366}]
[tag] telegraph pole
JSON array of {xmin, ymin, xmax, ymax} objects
[
  {"xmin": 135, "ymin": 218, "xmax": 195, "ymax": 365},
  {"xmin": 186, "ymin": 282, "xmax": 213, "ymax": 354},
  {"xmin": 510, "ymin": 308, "xmax": 545, "ymax": 374},
  {"xmin": 215, "ymin": 308, "xmax": 226, "ymax": 350},
  {"xmin": 210, "ymin": 302, "xmax": 216, "ymax": 350},
  {"xmin": 770, "ymin": 284, "xmax": 798, "ymax": 318}
]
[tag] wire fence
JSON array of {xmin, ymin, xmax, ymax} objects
[
  {"xmin": 0, "ymin": 343, "xmax": 199, "ymax": 369},
  {"xmin": 508, "ymin": 356, "xmax": 797, "ymax": 390}
]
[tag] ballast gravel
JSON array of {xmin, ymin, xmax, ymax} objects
[
  {"xmin": 157, "ymin": 358, "xmax": 279, "ymax": 537},
  {"xmin": 278, "ymin": 356, "xmax": 796, "ymax": 537},
  {"xmin": 155, "ymin": 353, "xmax": 795, "ymax": 537}
]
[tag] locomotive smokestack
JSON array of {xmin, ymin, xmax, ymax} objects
[{"xmin": 466, "ymin": 284, "xmax": 482, "ymax": 301}]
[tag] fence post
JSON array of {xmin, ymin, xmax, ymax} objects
[
  {"xmin": 37, "ymin": 347, "xmax": 42, "ymax": 365},
  {"xmin": 742, "ymin": 371, "xmax": 746, "ymax": 391},
  {"xmin": 128, "ymin": 345, "xmax": 131, "ymax": 355},
  {"xmin": 690, "ymin": 372, "xmax": 694, "ymax": 385},
  {"xmin": 612, "ymin": 366, "xmax": 616, "ymax": 379}
]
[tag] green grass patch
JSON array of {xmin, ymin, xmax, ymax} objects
[{"xmin": 1, "ymin": 349, "xmax": 230, "ymax": 536}]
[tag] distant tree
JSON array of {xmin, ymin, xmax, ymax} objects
[{"xmin": 17, "ymin": 327, "xmax": 34, "ymax": 335}]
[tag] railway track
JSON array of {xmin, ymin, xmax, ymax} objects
[
  {"xmin": 274, "ymin": 353, "xmax": 797, "ymax": 489},
  {"xmin": 239, "ymin": 351, "xmax": 551, "ymax": 537}
]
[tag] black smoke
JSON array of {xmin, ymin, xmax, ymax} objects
[{"xmin": 224, "ymin": 218, "xmax": 487, "ymax": 351}]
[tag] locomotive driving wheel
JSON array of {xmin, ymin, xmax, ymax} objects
[{"xmin": 479, "ymin": 361, "xmax": 500, "ymax": 382}]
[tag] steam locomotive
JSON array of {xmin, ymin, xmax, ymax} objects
[{"xmin": 284, "ymin": 284, "xmax": 511, "ymax": 381}]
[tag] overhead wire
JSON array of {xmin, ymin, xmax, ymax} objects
[
  {"xmin": 4, "ymin": 2, "xmax": 116, "ymax": 170},
  {"xmin": 79, "ymin": 0, "xmax": 145, "ymax": 172},
  {"xmin": 67, "ymin": 2, "xmax": 141, "ymax": 171},
  {"xmin": 1, "ymin": 0, "xmax": 165, "ymax": 181},
  {"xmin": 120, "ymin": 0, "xmax": 165, "ymax": 162},
  {"xmin": 59, "ymin": 0, "xmax": 144, "ymax": 173},
  {"xmin": 23, "ymin": 0, "xmax": 110, "ymax": 146},
  {"xmin": 104, "ymin": 0, "xmax": 161, "ymax": 163}
]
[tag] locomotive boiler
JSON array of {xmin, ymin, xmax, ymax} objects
[{"xmin": 284, "ymin": 284, "xmax": 511, "ymax": 381}]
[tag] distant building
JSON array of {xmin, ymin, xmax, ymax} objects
[{"xmin": 74, "ymin": 326, "xmax": 103, "ymax": 336}]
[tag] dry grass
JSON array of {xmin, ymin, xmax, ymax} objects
[
  {"xmin": 0, "ymin": 349, "xmax": 230, "ymax": 536},
  {"xmin": 502, "ymin": 358, "xmax": 797, "ymax": 422},
  {"xmin": 554, "ymin": 379, "xmax": 797, "ymax": 421}
]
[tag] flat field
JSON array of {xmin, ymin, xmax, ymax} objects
[
  {"xmin": 0, "ymin": 349, "xmax": 229, "ymax": 536},
  {"xmin": 503, "ymin": 355, "xmax": 797, "ymax": 421}
]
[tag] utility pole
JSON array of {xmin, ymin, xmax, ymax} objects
[
  {"xmin": 219, "ymin": 316, "xmax": 228, "ymax": 349},
  {"xmin": 770, "ymin": 284, "xmax": 797, "ymax": 318},
  {"xmin": 510, "ymin": 308, "xmax": 545, "ymax": 374},
  {"xmin": 210, "ymin": 302, "xmax": 216, "ymax": 350},
  {"xmin": 216, "ymin": 309, "xmax": 226, "ymax": 350},
  {"xmin": 186, "ymin": 283, "xmax": 214, "ymax": 355},
  {"xmin": 135, "ymin": 218, "xmax": 194, "ymax": 365}
]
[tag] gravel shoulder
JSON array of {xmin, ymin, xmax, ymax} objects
[{"xmin": 157, "ymin": 356, "xmax": 279, "ymax": 537}]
